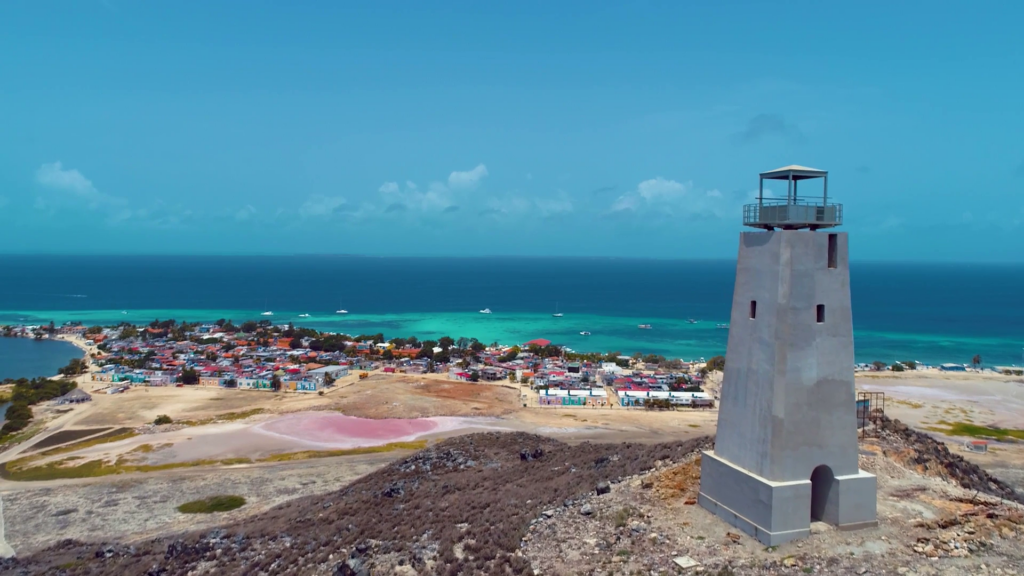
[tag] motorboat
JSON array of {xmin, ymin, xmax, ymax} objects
[
  {"xmin": 298, "ymin": 313, "xmax": 310, "ymax": 318},
  {"xmin": 479, "ymin": 308, "xmax": 492, "ymax": 314},
  {"xmin": 716, "ymin": 323, "xmax": 729, "ymax": 329},
  {"xmin": 638, "ymin": 324, "xmax": 652, "ymax": 329},
  {"xmin": 687, "ymin": 319, "xmax": 698, "ymax": 324},
  {"xmin": 579, "ymin": 331, "xmax": 591, "ymax": 336}
]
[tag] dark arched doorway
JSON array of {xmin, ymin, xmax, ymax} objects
[{"xmin": 810, "ymin": 465, "xmax": 835, "ymax": 522}]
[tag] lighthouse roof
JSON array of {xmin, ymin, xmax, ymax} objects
[{"xmin": 759, "ymin": 165, "xmax": 827, "ymax": 181}]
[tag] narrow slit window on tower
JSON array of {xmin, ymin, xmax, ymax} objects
[
  {"xmin": 827, "ymin": 234, "xmax": 838, "ymax": 269},
  {"xmin": 816, "ymin": 304, "xmax": 825, "ymax": 323},
  {"xmin": 749, "ymin": 300, "xmax": 757, "ymax": 319}
]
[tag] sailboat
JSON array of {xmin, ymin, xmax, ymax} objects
[
  {"xmin": 552, "ymin": 302, "xmax": 563, "ymax": 318},
  {"xmin": 260, "ymin": 299, "xmax": 273, "ymax": 316},
  {"xmin": 335, "ymin": 298, "xmax": 348, "ymax": 314}
]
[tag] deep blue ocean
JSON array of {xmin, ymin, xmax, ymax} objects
[{"xmin": 1, "ymin": 255, "xmax": 1022, "ymax": 374}]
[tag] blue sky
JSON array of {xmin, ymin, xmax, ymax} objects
[{"xmin": 1, "ymin": 1, "xmax": 1022, "ymax": 261}]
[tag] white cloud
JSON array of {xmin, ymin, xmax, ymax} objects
[
  {"xmin": 637, "ymin": 177, "xmax": 690, "ymax": 201},
  {"xmin": 448, "ymin": 164, "xmax": 489, "ymax": 190},
  {"xmin": 376, "ymin": 180, "xmax": 455, "ymax": 212},
  {"xmin": 536, "ymin": 190, "xmax": 574, "ymax": 216},
  {"xmin": 236, "ymin": 205, "xmax": 257, "ymax": 221},
  {"xmin": 36, "ymin": 162, "xmax": 96, "ymax": 196},
  {"xmin": 610, "ymin": 176, "xmax": 730, "ymax": 218},
  {"xmin": 299, "ymin": 195, "xmax": 350, "ymax": 217},
  {"xmin": 35, "ymin": 161, "xmax": 123, "ymax": 209}
]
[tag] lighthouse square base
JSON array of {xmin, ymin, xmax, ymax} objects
[{"xmin": 698, "ymin": 451, "xmax": 878, "ymax": 546}]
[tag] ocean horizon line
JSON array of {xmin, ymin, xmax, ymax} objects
[{"xmin": 2, "ymin": 253, "xmax": 1024, "ymax": 266}]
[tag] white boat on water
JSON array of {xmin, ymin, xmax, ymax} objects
[
  {"xmin": 261, "ymin": 311, "xmax": 274, "ymax": 317},
  {"xmin": 638, "ymin": 324, "xmax": 652, "ymax": 329},
  {"xmin": 580, "ymin": 331, "xmax": 591, "ymax": 336},
  {"xmin": 552, "ymin": 302, "xmax": 563, "ymax": 317},
  {"xmin": 687, "ymin": 319, "xmax": 698, "ymax": 324},
  {"xmin": 479, "ymin": 308, "xmax": 492, "ymax": 314},
  {"xmin": 298, "ymin": 313, "xmax": 310, "ymax": 318},
  {"xmin": 336, "ymin": 309, "xmax": 348, "ymax": 314},
  {"xmin": 716, "ymin": 323, "xmax": 729, "ymax": 329}
]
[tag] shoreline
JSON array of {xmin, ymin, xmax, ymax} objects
[{"xmin": 0, "ymin": 335, "xmax": 88, "ymax": 382}]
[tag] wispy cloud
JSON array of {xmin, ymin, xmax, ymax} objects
[
  {"xmin": 376, "ymin": 179, "xmax": 455, "ymax": 212},
  {"xmin": 612, "ymin": 177, "xmax": 690, "ymax": 212},
  {"xmin": 536, "ymin": 190, "xmax": 574, "ymax": 217},
  {"xmin": 299, "ymin": 195, "xmax": 350, "ymax": 217},
  {"xmin": 732, "ymin": 114, "xmax": 805, "ymax": 145},
  {"xmin": 609, "ymin": 177, "xmax": 732, "ymax": 219},
  {"xmin": 235, "ymin": 205, "xmax": 257, "ymax": 221},
  {"xmin": 384, "ymin": 202, "xmax": 408, "ymax": 213},
  {"xmin": 447, "ymin": 164, "xmax": 489, "ymax": 190}
]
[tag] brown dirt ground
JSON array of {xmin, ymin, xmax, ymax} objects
[{"xmin": 324, "ymin": 375, "xmax": 519, "ymax": 419}]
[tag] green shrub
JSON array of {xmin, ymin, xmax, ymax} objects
[
  {"xmin": 177, "ymin": 495, "xmax": 246, "ymax": 514},
  {"xmin": 153, "ymin": 414, "xmax": 173, "ymax": 425}
]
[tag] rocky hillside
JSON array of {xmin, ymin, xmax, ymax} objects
[
  {"xmin": 4, "ymin": 421, "xmax": 1022, "ymax": 576},
  {"xmin": 2, "ymin": 432, "xmax": 711, "ymax": 576}
]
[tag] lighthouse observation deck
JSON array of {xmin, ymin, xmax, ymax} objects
[{"xmin": 744, "ymin": 165, "xmax": 842, "ymax": 231}]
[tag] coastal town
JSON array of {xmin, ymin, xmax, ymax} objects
[{"xmin": 2, "ymin": 319, "xmax": 715, "ymax": 410}]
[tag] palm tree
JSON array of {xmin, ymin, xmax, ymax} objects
[{"xmin": 972, "ymin": 354, "xmax": 982, "ymax": 370}]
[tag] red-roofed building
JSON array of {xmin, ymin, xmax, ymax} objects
[{"xmin": 524, "ymin": 338, "xmax": 551, "ymax": 347}]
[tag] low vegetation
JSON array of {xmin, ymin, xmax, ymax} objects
[
  {"xmin": 256, "ymin": 440, "xmax": 428, "ymax": 462},
  {"xmin": 153, "ymin": 414, "xmax": 173, "ymax": 425},
  {"xmin": 177, "ymin": 495, "xmax": 247, "ymax": 514},
  {"xmin": 925, "ymin": 420, "xmax": 1024, "ymax": 441},
  {"xmin": 2, "ymin": 439, "xmax": 428, "ymax": 481},
  {"xmin": 0, "ymin": 455, "xmax": 256, "ymax": 482},
  {"xmin": 0, "ymin": 376, "xmax": 77, "ymax": 441},
  {"xmin": 178, "ymin": 408, "xmax": 265, "ymax": 427}
]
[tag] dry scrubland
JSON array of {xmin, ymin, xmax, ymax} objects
[
  {"xmin": 4, "ymin": 423, "xmax": 1023, "ymax": 576},
  {"xmin": 1, "ymin": 370, "xmax": 1023, "ymax": 574}
]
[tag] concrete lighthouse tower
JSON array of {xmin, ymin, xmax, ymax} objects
[{"xmin": 698, "ymin": 165, "xmax": 877, "ymax": 545}]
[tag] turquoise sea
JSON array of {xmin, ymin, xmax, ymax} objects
[{"xmin": 0, "ymin": 255, "xmax": 1022, "ymax": 373}]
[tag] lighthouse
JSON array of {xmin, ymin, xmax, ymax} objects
[{"xmin": 698, "ymin": 165, "xmax": 877, "ymax": 545}]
